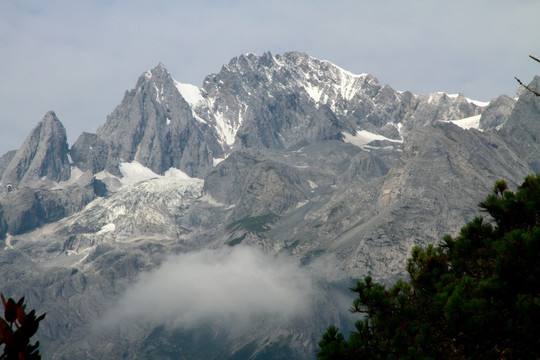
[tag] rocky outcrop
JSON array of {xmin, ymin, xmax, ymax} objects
[
  {"xmin": 377, "ymin": 121, "xmax": 531, "ymax": 228},
  {"xmin": 230, "ymin": 159, "xmax": 310, "ymax": 220},
  {"xmin": 96, "ymin": 64, "xmax": 218, "ymax": 178},
  {"xmin": 0, "ymin": 111, "xmax": 70, "ymax": 188},
  {"xmin": 479, "ymin": 95, "xmax": 516, "ymax": 130},
  {"xmin": 203, "ymin": 151, "xmax": 261, "ymax": 205},
  {"xmin": 70, "ymin": 132, "xmax": 112, "ymax": 174},
  {"xmin": 0, "ymin": 173, "xmax": 100, "ymax": 235}
]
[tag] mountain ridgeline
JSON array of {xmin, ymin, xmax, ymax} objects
[{"xmin": 0, "ymin": 51, "xmax": 538, "ymax": 359}]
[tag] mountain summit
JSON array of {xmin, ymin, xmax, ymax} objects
[
  {"xmin": 0, "ymin": 111, "xmax": 70, "ymax": 188},
  {"xmin": 92, "ymin": 63, "xmax": 219, "ymax": 177}
]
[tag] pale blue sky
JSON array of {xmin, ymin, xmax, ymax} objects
[{"xmin": 1, "ymin": 0, "xmax": 539, "ymax": 154}]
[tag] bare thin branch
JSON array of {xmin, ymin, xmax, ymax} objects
[
  {"xmin": 515, "ymin": 77, "xmax": 540, "ymax": 97},
  {"xmin": 530, "ymin": 55, "xmax": 540, "ymax": 64}
]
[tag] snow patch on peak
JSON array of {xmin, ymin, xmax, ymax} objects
[
  {"xmin": 429, "ymin": 93, "xmax": 489, "ymax": 107},
  {"xmin": 304, "ymin": 83, "xmax": 323, "ymax": 103},
  {"xmin": 342, "ymin": 130, "xmax": 403, "ymax": 148},
  {"xmin": 467, "ymin": 98, "xmax": 489, "ymax": 107},
  {"xmin": 213, "ymin": 110, "xmax": 239, "ymax": 147},
  {"xmin": 297, "ymin": 57, "xmax": 370, "ymax": 104},
  {"xmin": 174, "ymin": 80, "xmax": 205, "ymax": 108},
  {"xmin": 119, "ymin": 161, "xmax": 194, "ymax": 186},
  {"xmin": 446, "ymin": 93, "xmax": 489, "ymax": 107},
  {"xmin": 213, "ymin": 157, "xmax": 225, "ymax": 167},
  {"xmin": 97, "ymin": 223, "xmax": 116, "ymax": 235},
  {"xmin": 163, "ymin": 167, "xmax": 192, "ymax": 180},
  {"xmin": 119, "ymin": 162, "xmax": 160, "ymax": 185},
  {"xmin": 173, "ymin": 79, "xmax": 209, "ymax": 124},
  {"xmin": 427, "ymin": 92, "xmax": 445, "ymax": 104},
  {"xmin": 322, "ymin": 59, "xmax": 368, "ymax": 79},
  {"xmin": 154, "ymin": 85, "xmax": 162, "ymax": 103},
  {"xmin": 444, "ymin": 114, "xmax": 482, "ymax": 131}
]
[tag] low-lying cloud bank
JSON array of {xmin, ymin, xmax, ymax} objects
[{"xmin": 100, "ymin": 246, "xmax": 316, "ymax": 328}]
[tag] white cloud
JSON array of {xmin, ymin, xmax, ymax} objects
[{"xmin": 99, "ymin": 246, "xmax": 315, "ymax": 329}]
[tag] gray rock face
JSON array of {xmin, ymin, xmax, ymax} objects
[
  {"xmin": 205, "ymin": 123, "xmax": 531, "ymax": 281},
  {"xmin": 230, "ymin": 159, "xmax": 310, "ymax": 220},
  {"xmin": 479, "ymin": 95, "xmax": 516, "ymax": 130},
  {"xmin": 96, "ymin": 64, "xmax": 219, "ymax": 178},
  {"xmin": 0, "ymin": 111, "xmax": 70, "ymax": 188},
  {"xmin": 0, "ymin": 204, "xmax": 6, "ymax": 239},
  {"xmin": 404, "ymin": 92, "xmax": 482, "ymax": 129},
  {"xmin": 70, "ymin": 132, "xmax": 111, "ymax": 174},
  {"xmin": 203, "ymin": 150, "xmax": 261, "ymax": 205},
  {"xmin": 0, "ymin": 173, "xmax": 99, "ymax": 235},
  {"xmin": 0, "ymin": 150, "xmax": 16, "ymax": 180},
  {"xmin": 363, "ymin": 123, "xmax": 531, "ymax": 277}
]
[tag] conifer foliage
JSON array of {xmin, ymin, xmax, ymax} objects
[
  {"xmin": 0, "ymin": 294, "xmax": 45, "ymax": 360},
  {"xmin": 318, "ymin": 175, "xmax": 540, "ymax": 359}
]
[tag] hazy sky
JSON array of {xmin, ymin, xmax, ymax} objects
[{"xmin": 1, "ymin": 0, "xmax": 539, "ymax": 155}]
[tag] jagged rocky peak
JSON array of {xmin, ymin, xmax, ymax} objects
[
  {"xmin": 96, "ymin": 63, "xmax": 216, "ymax": 178},
  {"xmin": 198, "ymin": 50, "xmax": 495, "ymax": 154},
  {"xmin": 409, "ymin": 92, "xmax": 485, "ymax": 125},
  {"xmin": 137, "ymin": 62, "xmax": 173, "ymax": 88},
  {"xmin": 479, "ymin": 94, "xmax": 516, "ymax": 131},
  {"xmin": 0, "ymin": 110, "xmax": 70, "ymax": 189},
  {"xmin": 211, "ymin": 50, "xmax": 379, "ymax": 101},
  {"xmin": 199, "ymin": 51, "xmax": 382, "ymax": 152},
  {"xmin": 226, "ymin": 51, "xmax": 272, "ymax": 70}
]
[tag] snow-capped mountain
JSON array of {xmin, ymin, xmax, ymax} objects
[
  {"xmin": 188, "ymin": 51, "xmax": 485, "ymax": 152},
  {"xmin": 72, "ymin": 51, "xmax": 487, "ymax": 180},
  {"xmin": 0, "ymin": 51, "xmax": 538, "ymax": 359}
]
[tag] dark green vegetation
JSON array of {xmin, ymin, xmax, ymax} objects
[
  {"xmin": 318, "ymin": 176, "xmax": 540, "ymax": 359},
  {"xmin": 0, "ymin": 294, "xmax": 45, "ymax": 360}
]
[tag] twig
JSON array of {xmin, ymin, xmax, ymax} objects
[
  {"xmin": 515, "ymin": 77, "xmax": 540, "ymax": 96},
  {"xmin": 515, "ymin": 55, "xmax": 540, "ymax": 96}
]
